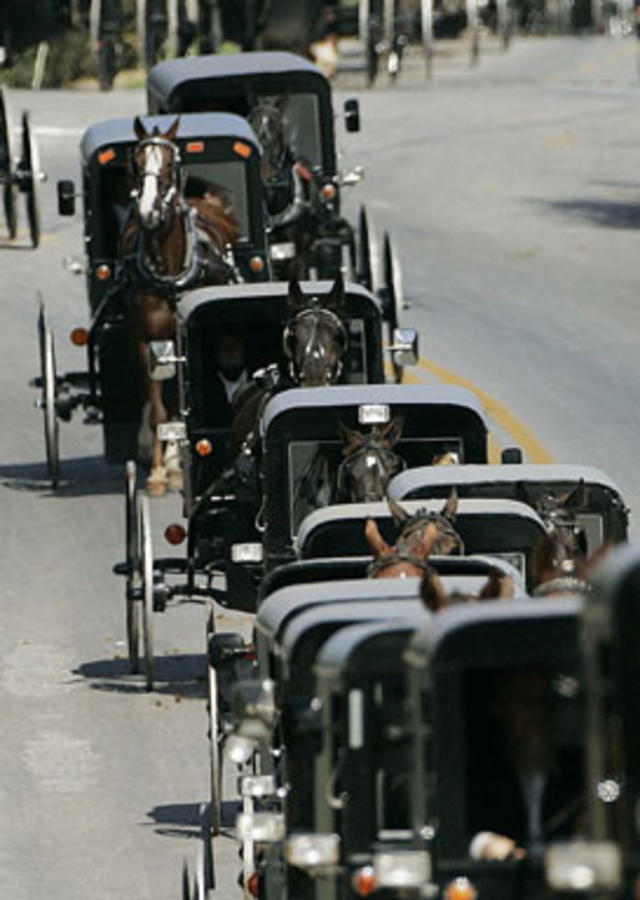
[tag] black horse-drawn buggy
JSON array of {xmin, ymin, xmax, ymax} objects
[
  {"xmin": 32, "ymin": 111, "xmax": 268, "ymax": 489},
  {"xmin": 146, "ymin": 50, "xmax": 409, "ymax": 340}
]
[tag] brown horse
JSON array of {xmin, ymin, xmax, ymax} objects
[
  {"xmin": 122, "ymin": 116, "xmax": 239, "ymax": 495},
  {"xmin": 336, "ymin": 417, "xmax": 406, "ymax": 502},
  {"xmin": 365, "ymin": 492, "xmax": 463, "ymax": 579},
  {"xmin": 229, "ymin": 275, "xmax": 349, "ymax": 461}
]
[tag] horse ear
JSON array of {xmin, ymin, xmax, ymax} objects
[
  {"xmin": 388, "ymin": 498, "xmax": 409, "ymax": 528},
  {"xmin": 382, "ymin": 414, "xmax": 404, "ymax": 447},
  {"xmin": 327, "ymin": 272, "xmax": 346, "ymax": 313},
  {"xmin": 562, "ymin": 479, "xmax": 588, "ymax": 511},
  {"xmin": 421, "ymin": 570, "xmax": 451, "ymax": 612},
  {"xmin": 365, "ymin": 518, "xmax": 391, "ymax": 557},
  {"xmin": 134, "ymin": 116, "xmax": 148, "ymax": 141},
  {"xmin": 287, "ymin": 277, "xmax": 306, "ymax": 311},
  {"xmin": 165, "ymin": 116, "xmax": 181, "ymax": 142},
  {"xmin": 339, "ymin": 420, "xmax": 364, "ymax": 454},
  {"xmin": 441, "ymin": 488, "xmax": 458, "ymax": 522}
]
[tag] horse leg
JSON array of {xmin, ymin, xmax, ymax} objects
[{"xmin": 147, "ymin": 377, "xmax": 169, "ymax": 496}]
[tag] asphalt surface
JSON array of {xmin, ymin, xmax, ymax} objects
[{"xmin": 1, "ymin": 33, "xmax": 640, "ymax": 898}]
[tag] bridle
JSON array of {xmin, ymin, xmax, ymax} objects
[
  {"xmin": 368, "ymin": 509, "xmax": 465, "ymax": 577},
  {"xmin": 336, "ymin": 433, "xmax": 406, "ymax": 502},
  {"xmin": 282, "ymin": 304, "xmax": 348, "ymax": 384},
  {"xmin": 130, "ymin": 135, "xmax": 185, "ymax": 230}
]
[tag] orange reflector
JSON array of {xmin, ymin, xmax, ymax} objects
[
  {"xmin": 96, "ymin": 264, "xmax": 111, "ymax": 281},
  {"xmin": 353, "ymin": 866, "xmax": 376, "ymax": 897},
  {"xmin": 98, "ymin": 148, "xmax": 116, "ymax": 165},
  {"xmin": 321, "ymin": 183, "xmax": 337, "ymax": 201},
  {"xmin": 70, "ymin": 327, "xmax": 89, "ymax": 347},
  {"xmin": 233, "ymin": 141, "xmax": 252, "ymax": 159},
  {"xmin": 248, "ymin": 873, "xmax": 260, "ymax": 897},
  {"xmin": 195, "ymin": 438, "xmax": 213, "ymax": 457},
  {"xmin": 186, "ymin": 141, "xmax": 205, "ymax": 153},
  {"xmin": 164, "ymin": 524, "xmax": 187, "ymax": 546},
  {"xmin": 445, "ymin": 877, "xmax": 477, "ymax": 900},
  {"xmin": 249, "ymin": 255, "xmax": 264, "ymax": 274}
]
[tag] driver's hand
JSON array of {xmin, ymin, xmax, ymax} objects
[{"xmin": 483, "ymin": 835, "xmax": 526, "ymax": 861}]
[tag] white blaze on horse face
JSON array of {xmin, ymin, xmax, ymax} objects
[{"xmin": 138, "ymin": 144, "xmax": 163, "ymax": 227}]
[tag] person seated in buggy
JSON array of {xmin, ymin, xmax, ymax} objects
[
  {"xmin": 468, "ymin": 665, "xmax": 585, "ymax": 862},
  {"xmin": 201, "ymin": 329, "xmax": 250, "ymax": 426}
]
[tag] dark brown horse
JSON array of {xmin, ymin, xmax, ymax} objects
[
  {"xmin": 121, "ymin": 116, "xmax": 239, "ymax": 494},
  {"xmin": 336, "ymin": 416, "xmax": 406, "ymax": 502},
  {"xmin": 229, "ymin": 275, "xmax": 349, "ymax": 461},
  {"xmin": 365, "ymin": 493, "xmax": 463, "ymax": 579}
]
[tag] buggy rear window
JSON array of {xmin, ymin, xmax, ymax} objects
[
  {"xmin": 184, "ymin": 160, "xmax": 250, "ymax": 241},
  {"xmin": 288, "ymin": 437, "xmax": 464, "ymax": 535}
]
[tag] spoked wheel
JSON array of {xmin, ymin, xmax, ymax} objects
[
  {"xmin": 357, "ymin": 205, "xmax": 380, "ymax": 293},
  {"xmin": 208, "ymin": 661, "xmax": 223, "ymax": 836},
  {"xmin": 37, "ymin": 303, "xmax": 60, "ymax": 488},
  {"xmin": 0, "ymin": 87, "xmax": 18, "ymax": 239},
  {"xmin": 125, "ymin": 460, "xmax": 140, "ymax": 673},
  {"xmin": 199, "ymin": 802, "xmax": 215, "ymax": 893},
  {"xmin": 138, "ymin": 494, "xmax": 155, "ymax": 691},
  {"xmin": 19, "ymin": 112, "xmax": 42, "ymax": 248},
  {"xmin": 421, "ymin": 0, "xmax": 434, "ymax": 79},
  {"xmin": 382, "ymin": 231, "xmax": 407, "ymax": 383}
]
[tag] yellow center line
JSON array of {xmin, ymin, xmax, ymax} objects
[
  {"xmin": 384, "ymin": 357, "xmax": 555, "ymax": 463},
  {"xmin": 416, "ymin": 355, "xmax": 555, "ymax": 464}
]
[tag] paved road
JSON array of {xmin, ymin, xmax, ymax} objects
[{"xmin": 0, "ymin": 33, "xmax": 639, "ymax": 899}]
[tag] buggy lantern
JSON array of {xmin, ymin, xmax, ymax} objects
[
  {"xmin": 373, "ymin": 849, "xmax": 431, "ymax": 889},
  {"xmin": 285, "ymin": 833, "xmax": 340, "ymax": 871},
  {"xmin": 231, "ymin": 543, "xmax": 264, "ymax": 564},
  {"xmin": 545, "ymin": 842, "xmax": 622, "ymax": 892},
  {"xmin": 237, "ymin": 811, "xmax": 285, "ymax": 843}
]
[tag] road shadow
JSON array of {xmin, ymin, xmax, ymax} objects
[
  {"xmin": 146, "ymin": 800, "xmax": 240, "ymax": 839},
  {"xmin": 73, "ymin": 653, "xmax": 207, "ymax": 699},
  {"xmin": 531, "ymin": 197, "xmax": 640, "ymax": 230},
  {"xmin": 0, "ymin": 455, "xmax": 127, "ymax": 496}
]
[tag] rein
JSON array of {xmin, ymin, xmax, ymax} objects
[{"xmin": 368, "ymin": 552, "xmax": 434, "ymax": 577}]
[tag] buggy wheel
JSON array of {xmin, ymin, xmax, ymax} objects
[
  {"xmin": 357, "ymin": 205, "xmax": 380, "ymax": 293},
  {"xmin": 20, "ymin": 112, "xmax": 42, "ymax": 249},
  {"xmin": 139, "ymin": 494, "xmax": 155, "ymax": 691},
  {"xmin": 208, "ymin": 662, "xmax": 223, "ymax": 835},
  {"xmin": 382, "ymin": 232, "xmax": 407, "ymax": 383},
  {"xmin": 37, "ymin": 303, "xmax": 60, "ymax": 488},
  {"xmin": 0, "ymin": 87, "xmax": 18, "ymax": 239},
  {"xmin": 200, "ymin": 802, "xmax": 215, "ymax": 892},
  {"xmin": 421, "ymin": 0, "xmax": 434, "ymax": 78},
  {"xmin": 125, "ymin": 460, "xmax": 140, "ymax": 673}
]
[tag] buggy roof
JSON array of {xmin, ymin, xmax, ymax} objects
[
  {"xmin": 280, "ymin": 598, "xmax": 430, "ymax": 665},
  {"xmin": 81, "ymin": 113, "xmax": 260, "ymax": 163},
  {"xmin": 178, "ymin": 280, "xmax": 380, "ymax": 324},
  {"xmin": 147, "ymin": 51, "xmax": 327, "ymax": 99},
  {"xmin": 315, "ymin": 618, "xmax": 426, "ymax": 684},
  {"xmin": 256, "ymin": 576, "xmax": 422, "ymax": 643},
  {"xmin": 389, "ymin": 463, "xmax": 625, "ymax": 502},
  {"xmin": 260, "ymin": 384, "xmax": 487, "ymax": 434},
  {"xmin": 405, "ymin": 596, "xmax": 582, "ymax": 674}
]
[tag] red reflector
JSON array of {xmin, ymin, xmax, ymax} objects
[
  {"xmin": 70, "ymin": 327, "xmax": 89, "ymax": 347},
  {"xmin": 249, "ymin": 256, "xmax": 264, "ymax": 273},
  {"xmin": 248, "ymin": 873, "xmax": 260, "ymax": 897},
  {"xmin": 195, "ymin": 438, "xmax": 213, "ymax": 457},
  {"xmin": 164, "ymin": 524, "xmax": 186, "ymax": 546},
  {"xmin": 186, "ymin": 141, "xmax": 205, "ymax": 153},
  {"xmin": 98, "ymin": 148, "xmax": 116, "ymax": 165},
  {"xmin": 353, "ymin": 866, "xmax": 376, "ymax": 897},
  {"xmin": 233, "ymin": 141, "xmax": 252, "ymax": 159}
]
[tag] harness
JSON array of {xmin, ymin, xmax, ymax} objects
[
  {"xmin": 367, "ymin": 552, "xmax": 434, "ymax": 577},
  {"xmin": 368, "ymin": 510, "xmax": 464, "ymax": 577},
  {"xmin": 533, "ymin": 577, "xmax": 590, "ymax": 597}
]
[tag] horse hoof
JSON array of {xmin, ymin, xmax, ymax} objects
[{"xmin": 147, "ymin": 468, "xmax": 168, "ymax": 497}]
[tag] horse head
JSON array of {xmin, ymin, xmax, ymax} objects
[
  {"xmin": 336, "ymin": 416, "xmax": 406, "ymax": 502},
  {"xmin": 365, "ymin": 491, "xmax": 463, "ymax": 579},
  {"xmin": 283, "ymin": 275, "xmax": 348, "ymax": 386},
  {"xmin": 131, "ymin": 116, "xmax": 182, "ymax": 232},
  {"xmin": 247, "ymin": 96, "xmax": 289, "ymax": 182}
]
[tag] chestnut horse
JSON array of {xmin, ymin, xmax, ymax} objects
[
  {"xmin": 365, "ymin": 493, "xmax": 463, "ymax": 578},
  {"xmin": 122, "ymin": 116, "xmax": 239, "ymax": 494}
]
